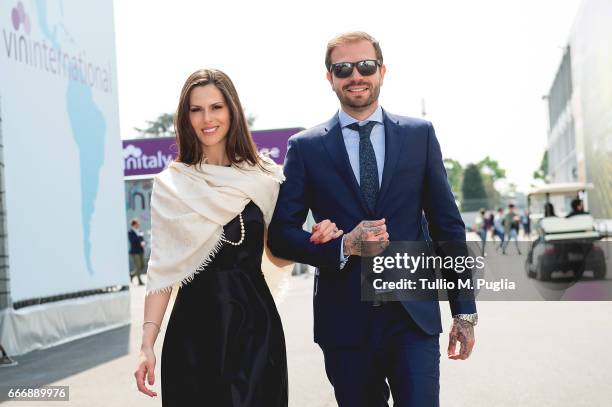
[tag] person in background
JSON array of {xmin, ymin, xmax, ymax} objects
[
  {"xmin": 474, "ymin": 208, "xmax": 488, "ymax": 255},
  {"xmin": 492, "ymin": 207, "xmax": 505, "ymax": 251},
  {"xmin": 521, "ymin": 211, "xmax": 531, "ymax": 238},
  {"xmin": 484, "ymin": 210, "xmax": 494, "ymax": 234},
  {"xmin": 544, "ymin": 202, "xmax": 556, "ymax": 217},
  {"xmin": 502, "ymin": 204, "xmax": 521, "ymax": 255},
  {"xmin": 566, "ymin": 198, "xmax": 589, "ymax": 218},
  {"xmin": 487, "ymin": 211, "xmax": 495, "ymax": 237},
  {"xmin": 128, "ymin": 218, "xmax": 145, "ymax": 286}
]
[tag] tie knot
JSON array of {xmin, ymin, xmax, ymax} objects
[{"xmin": 347, "ymin": 121, "xmax": 376, "ymax": 140}]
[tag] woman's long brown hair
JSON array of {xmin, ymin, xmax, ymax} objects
[{"xmin": 174, "ymin": 69, "xmax": 264, "ymax": 169}]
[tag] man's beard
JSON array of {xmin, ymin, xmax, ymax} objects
[{"xmin": 335, "ymin": 81, "xmax": 381, "ymax": 110}]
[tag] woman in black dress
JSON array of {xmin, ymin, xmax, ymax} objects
[{"xmin": 133, "ymin": 69, "xmax": 342, "ymax": 406}]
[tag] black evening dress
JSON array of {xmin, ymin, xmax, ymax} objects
[{"xmin": 161, "ymin": 201, "xmax": 288, "ymax": 406}]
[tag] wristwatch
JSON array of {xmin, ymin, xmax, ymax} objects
[{"xmin": 454, "ymin": 313, "xmax": 478, "ymax": 326}]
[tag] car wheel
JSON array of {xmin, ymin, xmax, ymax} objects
[
  {"xmin": 525, "ymin": 258, "xmax": 535, "ymax": 278},
  {"xmin": 536, "ymin": 262, "xmax": 552, "ymax": 281},
  {"xmin": 593, "ymin": 259, "xmax": 607, "ymax": 280}
]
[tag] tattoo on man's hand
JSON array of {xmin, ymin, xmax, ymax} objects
[
  {"xmin": 367, "ymin": 226, "xmax": 383, "ymax": 235},
  {"xmin": 344, "ymin": 220, "xmax": 388, "ymax": 257},
  {"xmin": 449, "ymin": 319, "xmax": 475, "ymax": 360}
]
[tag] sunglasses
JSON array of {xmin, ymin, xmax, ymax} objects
[{"xmin": 329, "ymin": 59, "xmax": 382, "ymax": 78}]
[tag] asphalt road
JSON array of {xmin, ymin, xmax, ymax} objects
[{"xmin": 1, "ymin": 268, "xmax": 611, "ymax": 406}]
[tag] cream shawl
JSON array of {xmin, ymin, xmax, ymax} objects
[{"xmin": 145, "ymin": 156, "xmax": 284, "ymax": 294}]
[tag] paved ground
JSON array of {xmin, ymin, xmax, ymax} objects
[{"xmin": 1, "ymin": 268, "xmax": 611, "ymax": 406}]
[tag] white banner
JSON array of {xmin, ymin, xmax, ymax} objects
[{"xmin": 0, "ymin": 0, "xmax": 128, "ymax": 302}]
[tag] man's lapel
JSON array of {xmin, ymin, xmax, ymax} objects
[
  {"xmin": 320, "ymin": 114, "xmax": 371, "ymax": 215},
  {"xmin": 375, "ymin": 111, "xmax": 406, "ymax": 215}
]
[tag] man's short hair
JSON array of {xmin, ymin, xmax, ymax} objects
[
  {"xmin": 571, "ymin": 198, "xmax": 583, "ymax": 211},
  {"xmin": 130, "ymin": 218, "xmax": 140, "ymax": 227},
  {"xmin": 325, "ymin": 31, "xmax": 383, "ymax": 71}
]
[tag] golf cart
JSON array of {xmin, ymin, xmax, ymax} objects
[{"xmin": 524, "ymin": 182, "xmax": 607, "ymax": 281}]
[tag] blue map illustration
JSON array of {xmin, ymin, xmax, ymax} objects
[{"xmin": 33, "ymin": 0, "xmax": 106, "ymax": 275}]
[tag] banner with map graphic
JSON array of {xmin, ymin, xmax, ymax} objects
[{"xmin": 0, "ymin": 0, "xmax": 127, "ymax": 301}]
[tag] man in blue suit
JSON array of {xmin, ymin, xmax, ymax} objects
[{"xmin": 268, "ymin": 31, "xmax": 477, "ymax": 407}]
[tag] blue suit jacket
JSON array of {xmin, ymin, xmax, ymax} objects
[
  {"xmin": 268, "ymin": 110, "xmax": 476, "ymax": 347},
  {"xmin": 128, "ymin": 229, "xmax": 144, "ymax": 255}
]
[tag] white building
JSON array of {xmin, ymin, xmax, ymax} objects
[{"xmin": 545, "ymin": 0, "xmax": 612, "ymax": 218}]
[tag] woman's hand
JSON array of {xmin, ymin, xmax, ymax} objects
[
  {"xmin": 134, "ymin": 347, "xmax": 158, "ymax": 397},
  {"xmin": 310, "ymin": 219, "xmax": 343, "ymax": 244}
]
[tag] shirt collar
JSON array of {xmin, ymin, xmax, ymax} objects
[{"xmin": 338, "ymin": 105, "xmax": 383, "ymax": 129}]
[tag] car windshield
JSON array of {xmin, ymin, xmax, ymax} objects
[{"xmin": 529, "ymin": 194, "xmax": 587, "ymax": 218}]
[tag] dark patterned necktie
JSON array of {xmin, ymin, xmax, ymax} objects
[{"xmin": 347, "ymin": 121, "xmax": 379, "ymax": 212}]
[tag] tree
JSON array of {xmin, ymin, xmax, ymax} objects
[
  {"xmin": 444, "ymin": 158, "xmax": 463, "ymax": 198},
  {"xmin": 246, "ymin": 113, "xmax": 256, "ymax": 128},
  {"xmin": 461, "ymin": 164, "xmax": 488, "ymax": 211},
  {"xmin": 477, "ymin": 156, "xmax": 506, "ymax": 181},
  {"xmin": 134, "ymin": 113, "xmax": 175, "ymax": 138},
  {"xmin": 133, "ymin": 111, "xmax": 257, "ymax": 139},
  {"xmin": 477, "ymin": 156, "xmax": 506, "ymax": 209},
  {"xmin": 533, "ymin": 151, "xmax": 548, "ymax": 181}
]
